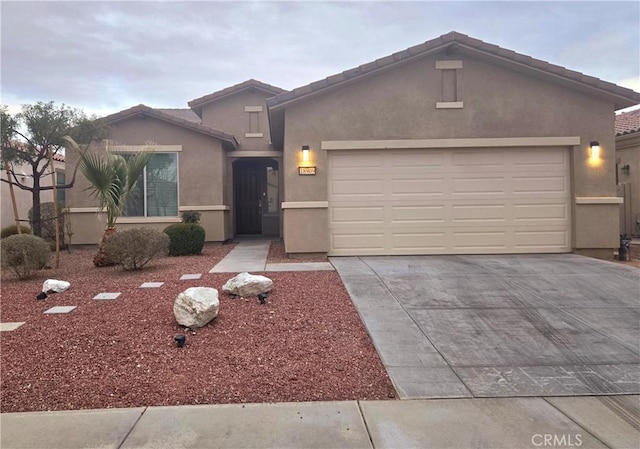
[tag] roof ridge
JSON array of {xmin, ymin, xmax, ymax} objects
[{"xmin": 267, "ymin": 31, "xmax": 640, "ymax": 110}]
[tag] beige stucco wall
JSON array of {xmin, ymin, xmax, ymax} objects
[
  {"xmin": 199, "ymin": 90, "xmax": 275, "ymax": 151},
  {"xmin": 279, "ymin": 51, "xmax": 621, "ymax": 254},
  {"xmin": 66, "ymin": 115, "xmax": 231, "ymax": 244},
  {"xmin": 1, "ymin": 160, "xmax": 63, "ymax": 230},
  {"xmin": 616, "ymin": 132, "xmax": 640, "ymax": 235}
]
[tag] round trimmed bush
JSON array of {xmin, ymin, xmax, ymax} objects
[
  {"xmin": 103, "ymin": 228, "xmax": 169, "ymax": 271},
  {"xmin": 1, "ymin": 225, "xmax": 32, "ymax": 239},
  {"xmin": 1, "ymin": 234, "xmax": 51, "ymax": 279},
  {"xmin": 164, "ymin": 223, "xmax": 205, "ymax": 256}
]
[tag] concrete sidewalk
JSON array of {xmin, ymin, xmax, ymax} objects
[
  {"xmin": 2, "ymin": 396, "xmax": 638, "ymax": 448},
  {"xmin": 209, "ymin": 240, "xmax": 334, "ymax": 273}
]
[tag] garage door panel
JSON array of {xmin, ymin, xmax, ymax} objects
[
  {"xmin": 514, "ymin": 203, "xmax": 568, "ymax": 221},
  {"xmin": 330, "ymin": 179, "xmax": 384, "ymax": 197},
  {"xmin": 332, "ymin": 233, "xmax": 385, "ymax": 251},
  {"xmin": 452, "ymin": 177, "xmax": 506, "ymax": 195},
  {"xmin": 391, "ymin": 205, "xmax": 445, "ymax": 223},
  {"xmin": 328, "ymin": 147, "xmax": 571, "ymax": 255},
  {"xmin": 331, "ymin": 206, "xmax": 384, "ymax": 224},
  {"xmin": 393, "ymin": 233, "xmax": 446, "ymax": 250},
  {"xmin": 452, "ymin": 204, "xmax": 507, "ymax": 222},
  {"xmin": 391, "ymin": 151, "xmax": 444, "ymax": 168},
  {"xmin": 512, "ymin": 176, "xmax": 567, "ymax": 194},
  {"xmin": 391, "ymin": 178, "xmax": 445, "ymax": 195}
]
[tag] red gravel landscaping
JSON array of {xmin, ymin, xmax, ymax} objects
[{"xmin": 1, "ymin": 243, "xmax": 395, "ymax": 412}]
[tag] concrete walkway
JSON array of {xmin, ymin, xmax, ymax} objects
[
  {"xmin": 209, "ymin": 240, "xmax": 334, "ymax": 273},
  {"xmin": 2, "ymin": 395, "xmax": 638, "ymax": 448}
]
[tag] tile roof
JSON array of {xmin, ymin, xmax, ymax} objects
[
  {"xmin": 157, "ymin": 108, "xmax": 201, "ymax": 123},
  {"xmin": 5, "ymin": 140, "xmax": 65, "ymax": 163},
  {"xmin": 100, "ymin": 104, "xmax": 238, "ymax": 148},
  {"xmin": 615, "ymin": 109, "xmax": 640, "ymax": 136},
  {"xmin": 267, "ymin": 31, "xmax": 640, "ymax": 111},
  {"xmin": 188, "ymin": 79, "xmax": 286, "ymax": 111}
]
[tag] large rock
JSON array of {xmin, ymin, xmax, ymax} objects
[
  {"xmin": 222, "ymin": 272, "xmax": 273, "ymax": 297},
  {"xmin": 173, "ymin": 287, "xmax": 219, "ymax": 328}
]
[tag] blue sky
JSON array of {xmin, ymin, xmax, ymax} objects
[{"xmin": 2, "ymin": 1, "xmax": 639, "ymax": 116}]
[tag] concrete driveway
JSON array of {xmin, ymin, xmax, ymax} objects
[{"xmin": 331, "ymin": 254, "xmax": 640, "ymax": 399}]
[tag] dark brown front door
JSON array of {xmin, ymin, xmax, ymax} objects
[{"xmin": 235, "ymin": 161, "xmax": 263, "ymax": 234}]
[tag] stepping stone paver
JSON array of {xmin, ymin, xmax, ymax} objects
[
  {"xmin": 44, "ymin": 306, "xmax": 77, "ymax": 314},
  {"xmin": 140, "ymin": 282, "xmax": 164, "ymax": 288},
  {"xmin": 0, "ymin": 322, "xmax": 26, "ymax": 331},
  {"xmin": 93, "ymin": 292, "xmax": 121, "ymax": 300},
  {"xmin": 180, "ymin": 274, "xmax": 202, "ymax": 280}
]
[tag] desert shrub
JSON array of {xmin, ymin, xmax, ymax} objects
[
  {"xmin": 28, "ymin": 202, "xmax": 66, "ymax": 248},
  {"xmin": 181, "ymin": 210, "xmax": 201, "ymax": 224},
  {"xmin": 103, "ymin": 228, "xmax": 169, "ymax": 271},
  {"xmin": 1, "ymin": 234, "xmax": 51, "ymax": 279},
  {"xmin": 1, "ymin": 225, "xmax": 32, "ymax": 239},
  {"xmin": 163, "ymin": 223, "xmax": 205, "ymax": 256}
]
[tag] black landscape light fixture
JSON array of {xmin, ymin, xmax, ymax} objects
[
  {"xmin": 258, "ymin": 293, "xmax": 267, "ymax": 304},
  {"xmin": 174, "ymin": 335, "xmax": 186, "ymax": 347}
]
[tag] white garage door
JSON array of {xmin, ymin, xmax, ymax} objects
[{"xmin": 328, "ymin": 147, "xmax": 571, "ymax": 255}]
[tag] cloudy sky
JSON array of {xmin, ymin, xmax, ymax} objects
[{"xmin": 2, "ymin": 1, "xmax": 639, "ymax": 117}]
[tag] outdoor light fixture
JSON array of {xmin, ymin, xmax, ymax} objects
[
  {"xmin": 621, "ymin": 164, "xmax": 630, "ymax": 174},
  {"xmin": 589, "ymin": 141, "xmax": 601, "ymax": 159},
  {"xmin": 302, "ymin": 145, "xmax": 310, "ymax": 162},
  {"xmin": 258, "ymin": 293, "xmax": 267, "ymax": 305},
  {"xmin": 174, "ymin": 335, "xmax": 186, "ymax": 348}
]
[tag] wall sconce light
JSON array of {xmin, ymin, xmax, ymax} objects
[
  {"xmin": 589, "ymin": 141, "xmax": 601, "ymax": 159},
  {"xmin": 621, "ymin": 164, "xmax": 630, "ymax": 174},
  {"xmin": 302, "ymin": 145, "xmax": 310, "ymax": 162}
]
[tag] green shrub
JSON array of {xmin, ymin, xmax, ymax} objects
[
  {"xmin": 1, "ymin": 225, "xmax": 32, "ymax": 239},
  {"xmin": 163, "ymin": 223, "xmax": 205, "ymax": 256},
  {"xmin": 28, "ymin": 202, "xmax": 66, "ymax": 248},
  {"xmin": 103, "ymin": 228, "xmax": 169, "ymax": 271},
  {"xmin": 1, "ymin": 234, "xmax": 51, "ymax": 279},
  {"xmin": 181, "ymin": 211, "xmax": 201, "ymax": 224}
]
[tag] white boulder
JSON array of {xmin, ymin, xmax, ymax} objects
[
  {"xmin": 173, "ymin": 287, "xmax": 219, "ymax": 328},
  {"xmin": 42, "ymin": 279, "xmax": 71, "ymax": 293},
  {"xmin": 222, "ymin": 272, "xmax": 273, "ymax": 297}
]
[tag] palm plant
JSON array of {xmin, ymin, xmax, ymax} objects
[{"xmin": 78, "ymin": 147, "xmax": 151, "ymax": 266}]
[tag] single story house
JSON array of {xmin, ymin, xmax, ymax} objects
[
  {"xmin": 616, "ymin": 109, "xmax": 640, "ymax": 236},
  {"xmin": 67, "ymin": 31, "xmax": 640, "ymax": 258}
]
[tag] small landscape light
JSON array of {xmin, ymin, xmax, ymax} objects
[
  {"xmin": 36, "ymin": 292, "xmax": 47, "ymax": 300},
  {"xmin": 174, "ymin": 335, "xmax": 186, "ymax": 347},
  {"xmin": 258, "ymin": 293, "xmax": 267, "ymax": 304}
]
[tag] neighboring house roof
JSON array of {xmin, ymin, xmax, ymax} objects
[
  {"xmin": 158, "ymin": 108, "xmax": 201, "ymax": 124},
  {"xmin": 615, "ymin": 109, "xmax": 640, "ymax": 136},
  {"xmin": 100, "ymin": 104, "xmax": 238, "ymax": 148},
  {"xmin": 4, "ymin": 140, "xmax": 65, "ymax": 163},
  {"xmin": 188, "ymin": 79, "xmax": 286, "ymax": 117},
  {"xmin": 267, "ymin": 31, "xmax": 640, "ymax": 112}
]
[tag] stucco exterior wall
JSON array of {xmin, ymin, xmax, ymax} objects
[
  {"xmin": 616, "ymin": 132, "xmax": 640, "ymax": 235},
  {"xmin": 200, "ymin": 90, "xmax": 274, "ymax": 151},
  {"xmin": 279, "ymin": 51, "xmax": 620, "ymax": 254},
  {"xmin": 66, "ymin": 115, "xmax": 230, "ymax": 244}
]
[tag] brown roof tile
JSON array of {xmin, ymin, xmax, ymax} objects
[
  {"xmin": 187, "ymin": 79, "xmax": 286, "ymax": 109},
  {"xmin": 267, "ymin": 31, "xmax": 640, "ymax": 110},
  {"xmin": 157, "ymin": 108, "xmax": 201, "ymax": 123},
  {"xmin": 100, "ymin": 104, "xmax": 238, "ymax": 147},
  {"xmin": 615, "ymin": 109, "xmax": 640, "ymax": 136}
]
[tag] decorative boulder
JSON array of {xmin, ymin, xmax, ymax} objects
[
  {"xmin": 42, "ymin": 279, "xmax": 70, "ymax": 294},
  {"xmin": 173, "ymin": 287, "xmax": 219, "ymax": 328},
  {"xmin": 222, "ymin": 272, "xmax": 273, "ymax": 297}
]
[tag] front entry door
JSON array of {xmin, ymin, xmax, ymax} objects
[{"xmin": 235, "ymin": 161, "xmax": 263, "ymax": 234}]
